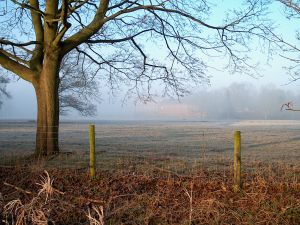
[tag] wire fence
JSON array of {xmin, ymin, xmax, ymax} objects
[{"xmin": 0, "ymin": 120, "xmax": 299, "ymax": 175}]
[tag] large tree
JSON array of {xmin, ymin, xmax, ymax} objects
[{"xmin": 0, "ymin": 0, "xmax": 273, "ymax": 156}]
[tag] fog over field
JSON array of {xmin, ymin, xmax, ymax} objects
[
  {"xmin": 2, "ymin": 81, "xmax": 300, "ymax": 120},
  {"xmin": 138, "ymin": 83, "xmax": 300, "ymax": 120}
]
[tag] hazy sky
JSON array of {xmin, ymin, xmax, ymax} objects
[
  {"xmin": 1, "ymin": 1, "xmax": 300, "ymax": 120},
  {"xmin": 1, "ymin": 62, "xmax": 299, "ymax": 120}
]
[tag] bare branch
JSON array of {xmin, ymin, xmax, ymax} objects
[
  {"xmin": 0, "ymin": 51, "xmax": 33, "ymax": 82},
  {"xmin": 0, "ymin": 49, "xmax": 29, "ymax": 65},
  {"xmin": 62, "ymin": 0, "xmax": 110, "ymax": 54},
  {"xmin": 278, "ymin": 0, "xmax": 300, "ymax": 13},
  {"xmin": 281, "ymin": 101, "xmax": 300, "ymax": 111},
  {"xmin": 103, "ymin": 4, "xmax": 224, "ymax": 30},
  {"xmin": 11, "ymin": 0, "xmax": 45, "ymax": 16},
  {"xmin": 0, "ymin": 39, "xmax": 40, "ymax": 47},
  {"xmin": 29, "ymin": 0, "xmax": 44, "ymax": 43},
  {"xmin": 86, "ymin": 29, "xmax": 154, "ymax": 44}
]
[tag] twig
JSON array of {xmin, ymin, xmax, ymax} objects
[
  {"xmin": 3, "ymin": 182, "xmax": 33, "ymax": 195},
  {"xmin": 286, "ymin": 108, "xmax": 300, "ymax": 111},
  {"xmin": 3, "ymin": 182, "xmax": 102, "ymax": 205},
  {"xmin": 74, "ymin": 196, "xmax": 104, "ymax": 204},
  {"xmin": 184, "ymin": 180, "xmax": 194, "ymax": 225}
]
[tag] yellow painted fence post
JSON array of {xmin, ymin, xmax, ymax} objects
[
  {"xmin": 233, "ymin": 131, "xmax": 241, "ymax": 192},
  {"xmin": 89, "ymin": 124, "xmax": 96, "ymax": 179}
]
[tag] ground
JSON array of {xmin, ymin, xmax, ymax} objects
[
  {"xmin": 0, "ymin": 165, "xmax": 299, "ymax": 224},
  {"xmin": 0, "ymin": 120, "xmax": 299, "ymax": 224}
]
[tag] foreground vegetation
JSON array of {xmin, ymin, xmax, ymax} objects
[
  {"xmin": 0, "ymin": 122, "xmax": 299, "ymax": 224},
  {"xmin": 0, "ymin": 162, "xmax": 299, "ymax": 225}
]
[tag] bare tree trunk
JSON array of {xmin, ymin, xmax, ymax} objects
[{"xmin": 33, "ymin": 51, "xmax": 61, "ymax": 157}]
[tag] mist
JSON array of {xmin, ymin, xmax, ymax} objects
[
  {"xmin": 1, "ymin": 81, "xmax": 300, "ymax": 120},
  {"xmin": 136, "ymin": 83, "xmax": 300, "ymax": 120}
]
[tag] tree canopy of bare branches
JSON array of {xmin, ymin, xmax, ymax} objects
[
  {"xmin": 275, "ymin": 1, "xmax": 300, "ymax": 82},
  {"xmin": 0, "ymin": 0, "xmax": 276, "ymax": 156},
  {"xmin": 59, "ymin": 51, "xmax": 99, "ymax": 116}
]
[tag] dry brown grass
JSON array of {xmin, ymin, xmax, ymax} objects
[
  {"xmin": 1, "ymin": 170, "xmax": 105, "ymax": 225},
  {"xmin": 86, "ymin": 205, "xmax": 105, "ymax": 225},
  {"xmin": 1, "ymin": 171, "xmax": 65, "ymax": 225},
  {"xmin": 0, "ymin": 162, "xmax": 299, "ymax": 225}
]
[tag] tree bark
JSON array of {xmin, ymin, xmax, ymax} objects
[{"xmin": 33, "ymin": 49, "xmax": 61, "ymax": 157}]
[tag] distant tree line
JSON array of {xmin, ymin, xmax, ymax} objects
[
  {"xmin": 143, "ymin": 83, "xmax": 300, "ymax": 120},
  {"xmin": 186, "ymin": 83, "xmax": 300, "ymax": 120}
]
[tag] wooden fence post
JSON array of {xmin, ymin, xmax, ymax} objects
[
  {"xmin": 233, "ymin": 131, "xmax": 241, "ymax": 192},
  {"xmin": 89, "ymin": 124, "xmax": 96, "ymax": 179}
]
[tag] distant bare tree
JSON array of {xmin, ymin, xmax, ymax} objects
[
  {"xmin": 0, "ymin": 56, "xmax": 99, "ymax": 116},
  {"xmin": 0, "ymin": 75, "xmax": 10, "ymax": 108},
  {"xmin": 281, "ymin": 101, "xmax": 300, "ymax": 111},
  {"xmin": 0, "ymin": 0, "xmax": 276, "ymax": 156},
  {"xmin": 59, "ymin": 52, "xmax": 99, "ymax": 117},
  {"xmin": 281, "ymin": 101, "xmax": 293, "ymax": 111}
]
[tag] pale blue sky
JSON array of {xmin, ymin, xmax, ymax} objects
[{"xmin": 1, "ymin": 0, "xmax": 300, "ymax": 120}]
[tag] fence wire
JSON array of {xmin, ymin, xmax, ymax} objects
[{"xmin": 0, "ymin": 120, "xmax": 299, "ymax": 175}]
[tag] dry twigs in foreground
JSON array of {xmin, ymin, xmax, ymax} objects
[
  {"xmin": 0, "ymin": 165, "xmax": 299, "ymax": 224},
  {"xmin": 1, "ymin": 170, "xmax": 104, "ymax": 225}
]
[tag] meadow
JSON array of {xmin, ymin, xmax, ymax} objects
[
  {"xmin": 0, "ymin": 120, "xmax": 300, "ymax": 170},
  {"xmin": 0, "ymin": 120, "xmax": 299, "ymax": 224}
]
